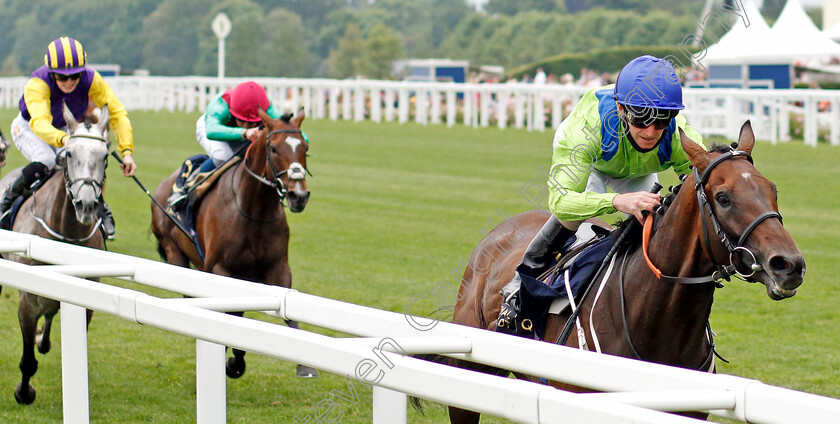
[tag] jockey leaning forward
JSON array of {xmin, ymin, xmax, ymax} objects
[
  {"xmin": 166, "ymin": 81, "xmax": 308, "ymax": 208},
  {"xmin": 2, "ymin": 37, "xmax": 137, "ymax": 240},
  {"xmin": 496, "ymin": 55, "xmax": 706, "ymax": 338}
]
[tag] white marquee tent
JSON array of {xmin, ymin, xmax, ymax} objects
[
  {"xmin": 704, "ymin": 0, "xmax": 840, "ymax": 65},
  {"xmin": 700, "ymin": 0, "xmax": 772, "ymax": 65}
]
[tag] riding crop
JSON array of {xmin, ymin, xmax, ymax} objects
[{"xmin": 109, "ymin": 151, "xmax": 193, "ymax": 240}]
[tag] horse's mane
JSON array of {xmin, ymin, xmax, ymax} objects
[{"xmin": 610, "ymin": 144, "xmax": 737, "ymax": 252}]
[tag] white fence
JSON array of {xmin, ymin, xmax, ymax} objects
[
  {"xmin": 0, "ymin": 230, "xmax": 839, "ymax": 423},
  {"xmin": 2, "ymin": 76, "xmax": 840, "ymax": 147}
]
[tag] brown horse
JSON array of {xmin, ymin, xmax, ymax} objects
[
  {"xmin": 151, "ymin": 108, "xmax": 317, "ymax": 378},
  {"xmin": 0, "ymin": 105, "xmax": 110, "ymax": 404},
  {"xmin": 444, "ymin": 122, "xmax": 805, "ymax": 423}
]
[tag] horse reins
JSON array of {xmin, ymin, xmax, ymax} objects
[{"xmin": 642, "ymin": 148, "xmax": 783, "ymax": 284}]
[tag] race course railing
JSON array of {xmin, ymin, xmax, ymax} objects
[
  {"xmin": 2, "ymin": 76, "xmax": 839, "ymax": 147},
  {"xmin": 0, "ymin": 230, "xmax": 839, "ymax": 423}
]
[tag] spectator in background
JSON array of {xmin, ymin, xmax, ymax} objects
[
  {"xmin": 584, "ymin": 69, "xmax": 602, "ymax": 89},
  {"xmin": 534, "ymin": 67, "xmax": 547, "ymax": 85}
]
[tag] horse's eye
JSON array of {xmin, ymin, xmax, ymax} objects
[
  {"xmin": 269, "ymin": 145, "xmax": 278, "ymax": 153},
  {"xmin": 715, "ymin": 192, "xmax": 731, "ymax": 207}
]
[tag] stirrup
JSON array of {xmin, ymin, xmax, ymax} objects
[{"xmin": 495, "ymin": 290, "xmax": 534, "ymax": 338}]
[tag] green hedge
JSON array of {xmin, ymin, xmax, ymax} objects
[
  {"xmin": 508, "ymin": 45, "xmax": 700, "ymax": 80},
  {"xmin": 793, "ymin": 82, "xmax": 840, "ymax": 90}
]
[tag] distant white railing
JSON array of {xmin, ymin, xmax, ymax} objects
[
  {"xmin": 2, "ymin": 76, "xmax": 839, "ymax": 146},
  {"xmin": 0, "ymin": 230, "xmax": 839, "ymax": 423}
]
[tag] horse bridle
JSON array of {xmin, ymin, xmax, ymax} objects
[
  {"xmin": 693, "ymin": 149, "xmax": 783, "ymax": 281},
  {"xmin": 243, "ymin": 128, "xmax": 309, "ymax": 201},
  {"xmin": 63, "ymin": 134, "xmax": 107, "ymax": 202},
  {"xmin": 642, "ymin": 148, "xmax": 783, "ymax": 284},
  {"xmin": 32, "ymin": 133, "xmax": 108, "ymax": 243}
]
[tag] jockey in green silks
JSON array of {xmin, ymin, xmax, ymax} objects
[{"xmin": 496, "ymin": 55, "xmax": 706, "ymax": 338}]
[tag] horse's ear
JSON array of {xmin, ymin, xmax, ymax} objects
[
  {"xmin": 257, "ymin": 107, "xmax": 271, "ymax": 126},
  {"xmin": 97, "ymin": 104, "xmax": 110, "ymax": 135},
  {"xmin": 63, "ymin": 103, "xmax": 78, "ymax": 133},
  {"xmin": 679, "ymin": 128, "xmax": 709, "ymax": 171},
  {"xmin": 292, "ymin": 107, "xmax": 305, "ymax": 127},
  {"xmin": 737, "ymin": 120, "xmax": 755, "ymax": 154}
]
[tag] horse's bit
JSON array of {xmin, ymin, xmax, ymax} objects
[{"xmin": 243, "ymin": 128, "xmax": 309, "ymax": 201}]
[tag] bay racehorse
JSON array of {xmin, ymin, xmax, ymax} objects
[
  {"xmin": 442, "ymin": 121, "xmax": 805, "ymax": 423},
  {"xmin": 150, "ymin": 108, "xmax": 317, "ymax": 378},
  {"xmin": 0, "ymin": 105, "xmax": 110, "ymax": 404}
]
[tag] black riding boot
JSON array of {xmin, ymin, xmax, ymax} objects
[
  {"xmin": 0, "ymin": 162, "xmax": 49, "ymax": 217},
  {"xmin": 99, "ymin": 200, "xmax": 116, "ymax": 240},
  {"xmin": 496, "ymin": 216, "xmax": 575, "ymax": 338},
  {"xmin": 166, "ymin": 166, "xmax": 203, "ymax": 211}
]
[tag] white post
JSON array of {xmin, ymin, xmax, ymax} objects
[
  {"xmin": 446, "ymin": 90, "xmax": 457, "ymax": 127},
  {"xmin": 385, "ymin": 89, "xmax": 395, "ymax": 122},
  {"xmin": 196, "ymin": 340, "xmax": 226, "ymax": 424},
  {"xmin": 372, "ymin": 386, "xmax": 407, "ymax": 424},
  {"xmin": 211, "ymin": 13, "xmax": 232, "ymax": 84},
  {"xmin": 61, "ymin": 302, "xmax": 89, "ymax": 424}
]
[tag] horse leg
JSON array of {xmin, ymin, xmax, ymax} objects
[
  {"xmin": 16, "ymin": 295, "xmax": 40, "ymax": 405},
  {"xmin": 35, "ymin": 313, "xmax": 53, "ymax": 354},
  {"xmin": 35, "ymin": 297, "xmax": 64, "ymax": 354},
  {"xmin": 285, "ymin": 320, "xmax": 319, "ymax": 378},
  {"xmin": 220, "ymin": 311, "xmax": 247, "ymax": 379}
]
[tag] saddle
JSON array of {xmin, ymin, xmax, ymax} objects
[
  {"xmin": 518, "ymin": 223, "xmax": 617, "ymax": 339},
  {"xmin": 166, "ymin": 155, "xmax": 240, "ymax": 231}
]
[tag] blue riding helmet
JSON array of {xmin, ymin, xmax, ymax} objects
[{"xmin": 613, "ymin": 55, "xmax": 684, "ymax": 110}]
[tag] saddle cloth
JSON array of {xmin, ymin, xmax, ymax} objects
[
  {"xmin": 518, "ymin": 223, "xmax": 617, "ymax": 339},
  {"xmin": 0, "ymin": 170, "xmax": 57, "ymax": 231},
  {"xmin": 167, "ymin": 154, "xmax": 240, "ymax": 232}
]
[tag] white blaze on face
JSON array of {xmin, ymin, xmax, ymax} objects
[
  {"xmin": 285, "ymin": 136, "xmax": 302, "ymax": 153},
  {"xmin": 742, "ymin": 172, "xmax": 751, "ymax": 180}
]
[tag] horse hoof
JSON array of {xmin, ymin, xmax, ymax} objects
[
  {"xmin": 36, "ymin": 336, "xmax": 51, "ymax": 355},
  {"xmin": 296, "ymin": 365, "xmax": 319, "ymax": 378},
  {"xmin": 14, "ymin": 383, "xmax": 36, "ymax": 405},
  {"xmin": 225, "ymin": 357, "xmax": 246, "ymax": 379}
]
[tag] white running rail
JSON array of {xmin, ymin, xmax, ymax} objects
[
  {"xmin": 0, "ymin": 230, "xmax": 838, "ymax": 423},
  {"xmin": 2, "ymin": 76, "xmax": 839, "ymax": 147}
]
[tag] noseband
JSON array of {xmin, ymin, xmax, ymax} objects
[
  {"xmin": 243, "ymin": 128, "xmax": 309, "ymax": 202},
  {"xmin": 643, "ymin": 148, "xmax": 783, "ymax": 284},
  {"xmin": 63, "ymin": 134, "xmax": 107, "ymax": 203}
]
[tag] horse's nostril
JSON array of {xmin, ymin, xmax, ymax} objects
[{"xmin": 769, "ymin": 255, "xmax": 795, "ymax": 275}]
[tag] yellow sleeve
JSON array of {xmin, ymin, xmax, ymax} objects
[
  {"xmin": 89, "ymin": 72, "xmax": 134, "ymax": 157},
  {"xmin": 22, "ymin": 78, "xmax": 68, "ymax": 148}
]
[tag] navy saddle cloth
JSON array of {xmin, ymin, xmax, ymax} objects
[
  {"xmin": 519, "ymin": 231, "xmax": 617, "ymax": 339},
  {"xmin": 171, "ymin": 154, "xmax": 210, "ymax": 232}
]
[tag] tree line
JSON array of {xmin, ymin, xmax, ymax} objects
[{"xmin": 1, "ymin": 0, "xmax": 774, "ymax": 80}]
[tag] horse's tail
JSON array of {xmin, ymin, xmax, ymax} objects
[{"xmin": 408, "ymin": 353, "xmax": 450, "ymax": 414}]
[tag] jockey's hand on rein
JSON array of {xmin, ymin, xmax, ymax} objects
[{"xmin": 612, "ymin": 191, "xmax": 661, "ymax": 223}]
